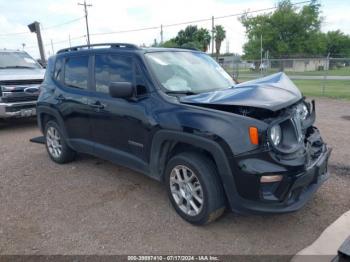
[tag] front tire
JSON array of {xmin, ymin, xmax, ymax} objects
[
  {"xmin": 165, "ymin": 152, "xmax": 225, "ymax": 225},
  {"xmin": 44, "ymin": 120, "xmax": 76, "ymax": 164}
]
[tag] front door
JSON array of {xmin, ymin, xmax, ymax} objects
[{"xmin": 89, "ymin": 53, "xmax": 152, "ymax": 170}]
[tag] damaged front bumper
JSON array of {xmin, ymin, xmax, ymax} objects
[
  {"xmin": 231, "ymin": 145, "xmax": 331, "ymax": 214},
  {"xmin": 228, "ymin": 125, "xmax": 332, "ymax": 214}
]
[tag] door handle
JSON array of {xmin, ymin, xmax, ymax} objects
[{"xmin": 89, "ymin": 101, "xmax": 105, "ymax": 110}]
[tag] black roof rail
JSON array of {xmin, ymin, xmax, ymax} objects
[{"xmin": 57, "ymin": 43, "xmax": 139, "ymax": 54}]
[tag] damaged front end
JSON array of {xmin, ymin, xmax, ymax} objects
[
  {"xmin": 232, "ymin": 99, "xmax": 332, "ymax": 213},
  {"xmin": 180, "ymin": 73, "xmax": 331, "ymax": 213}
]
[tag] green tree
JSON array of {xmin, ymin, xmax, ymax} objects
[
  {"xmin": 160, "ymin": 25, "xmax": 211, "ymax": 51},
  {"xmin": 175, "ymin": 25, "xmax": 198, "ymax": 46},
  {"xmin": 196, "ymin": 28, "xmax": 211, "ymax": 52},
  {"xmin": 325, "ymin": 30, "xmax": 350, "ymax": 57},
  {"xmin": 240, "ymin": 0, "xmax": 326, "ymax": 59},
  {"xmin": 214, "ymin": 25, "xmax": 226, "ymax": 59},
  {"xmin": 162, "ymin": 39, "xmax": 178, "ymax": 48}
]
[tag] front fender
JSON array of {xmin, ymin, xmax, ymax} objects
[{"xmin": 155, "ymin": 103, "xmax": 269, "ymax": 156}]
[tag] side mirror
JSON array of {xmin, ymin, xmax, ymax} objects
[{"xmin": 109, "ymin": 82, "xmax": 134, "ymax": 98}]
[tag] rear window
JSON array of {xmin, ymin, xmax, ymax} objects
[{"xmin": 64, "ymin": 56, "xmax": 89, "ymax": 89}]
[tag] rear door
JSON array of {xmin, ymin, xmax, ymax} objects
[{"xmin": 53, "ymin": 54, "xmax": 94, "ymax": 153}]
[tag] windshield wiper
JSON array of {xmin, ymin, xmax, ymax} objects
[{"xmin": 165, "ymin": 90, "xmax": 197, "ymax": 95}]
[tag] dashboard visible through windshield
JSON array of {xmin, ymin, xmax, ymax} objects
[{"xmin": 145, "ymin": 51, "xmax": 235, "ymax": 94}]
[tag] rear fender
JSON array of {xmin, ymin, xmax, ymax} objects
[{"xmin": 37, "ymin": 105, "xmax": 70, "ymax": 146}]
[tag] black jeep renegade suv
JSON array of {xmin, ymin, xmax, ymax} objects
[{"xmin": 37, "ymin": 43, "xmax": 331, "ymax": 224}]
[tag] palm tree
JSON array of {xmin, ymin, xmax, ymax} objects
[
  {"xmin": 214, "ymin": 25, "xmax": 226, "ymax": 59},
  {"xmin": 176, "ymin": 25, "xmax": 198, "ymax": 46},
  {"xmin": 196, "ymin": 28, "xmax": 211, "ymax": 52}
]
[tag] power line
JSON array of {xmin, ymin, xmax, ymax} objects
[
  {"xmin": 88, "ymin": 0, "xmax": 311, "ymax": 36},
  {"xmin": 0, "ymin": 17, "xmax": 84, "ymax": 37},
  {"xmin": 23, "ymin": 0, "xmax": 312, "ymax": 52},
  {"xmin": 90, "ymin": 26, "xmax": 159, "ymax": 36},
  {"xmin": 25, "ymin": 35, "xmax": 86, "ymax": 49},
  {"xmin": 42, "ymin": 17, "xmax": 84, "ymax": 30}
]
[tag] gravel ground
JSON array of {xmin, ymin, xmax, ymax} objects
[{"xmin": 0, "ymin": 97, "xmax": 349, "ymax": 255}]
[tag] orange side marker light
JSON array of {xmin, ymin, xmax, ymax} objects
[{"xmin": 249, "ymin": 127, "xmax": 259, "ymax": 145}]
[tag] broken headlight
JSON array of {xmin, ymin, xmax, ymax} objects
[
  {"xmin": 270, "ymin": 124, "xmax": 282, "ymax": 146},
  {"xmin": 296, "ymin": 102, "xmax": 309, "ymax": 121}
]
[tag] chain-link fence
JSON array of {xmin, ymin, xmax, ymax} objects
[{"xmin": 220, "ymin": 57, "xmax": 350, "ymax": 99}]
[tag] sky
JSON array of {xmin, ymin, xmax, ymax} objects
[{"xmin": 0, "ymin": 0, "xmax": 349, "ymax": 59}]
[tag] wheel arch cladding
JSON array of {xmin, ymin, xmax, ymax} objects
[
  {"xmin": 37, "ymin": 106, "xmax": 69, "ymax": 140},
  {"xmin": 149, "ymin": 130, "xmax": 241, "ymax": 208}
]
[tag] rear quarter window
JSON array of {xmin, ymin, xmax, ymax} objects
[{"xmin": 53, "ymin": 57, "xmax": 64, "ymax": 81}]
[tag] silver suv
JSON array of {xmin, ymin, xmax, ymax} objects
[{"xmin": 0, "ymin": 50, "xmax": 45, "ymax": 118}]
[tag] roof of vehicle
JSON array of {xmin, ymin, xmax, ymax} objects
[{"xmin": 56, "ymin": 43, "xmax": 202, "ymax": 56}]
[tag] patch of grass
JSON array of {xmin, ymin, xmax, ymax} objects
[
  {"xmin": 289, "ymin": 67, "xmax": 350, "ymax": 76},
  {"xmin": 294, "ymin": 79, "xmax": 350, "ymax": 99},
  {"xmin": 237, "ymin": 77, "xmax": 350, "ymax": 100},
  {"xmin": 226, "ymin": 66, "xmax": 350, "ymax": 77}
]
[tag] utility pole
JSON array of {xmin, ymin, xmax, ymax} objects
[
  {"xmin": 69, "ymin": 34, "xmax": 72, "ymax": 47},
  {"xmin": 266, "ymin": 50, "xmax": 269, "ymax": 72},
  {"xmin": 160, "ymin": 24, "xmax": 163, "ymax": 45},
  {"xmin": 78, "ymin": 0, "xmax": 92, "ymax": 46},
  {"xmin": 260, "ymin": 34, "xmax": 263, "ymax": 75},
  {"xmin": 322, "ymin": 53, "xmax": 331, "ymax": 95},
  {"xmin": 28, "ymin": 21, "xmax": 46, "ymax": 64},
  {"xmin": 50, "ymin": 39, "xmax": 55, "ymax": 54},
  {"xmin": 211, "ymin": 16, "xmax": 215, "ymax": 56}
]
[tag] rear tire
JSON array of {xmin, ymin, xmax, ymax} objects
[
  {"xmin": 44, "ymin": 120, "xmax": 76, "ymax": 164},
  {"xmin": 165, "ymin": 152, "xmax": 225, "ymax": 225}
]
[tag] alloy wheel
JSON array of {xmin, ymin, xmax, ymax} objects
[
  {"xmin": 169, "ymin": 165, "xmax": 204, "ymax": 216},
  {"xmin": 46, "ymin": 126, "xmax": 62, "ymax": 158}
]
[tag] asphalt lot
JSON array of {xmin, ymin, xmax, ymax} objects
[{"xmin": 0, "ymin": 97, "xmax": 349, "ymax": 255}]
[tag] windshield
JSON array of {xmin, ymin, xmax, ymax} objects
[
  {"xmin": 145, "ymin": 51, "xmax": 235, "ymax": 94},
  {"xmin": 0, "ymin": 52, "xmax": 41, "ymax": 69}
]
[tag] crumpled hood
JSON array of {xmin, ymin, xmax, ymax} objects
[
  {"xmin": 0, "ymin": 68, "xmax": 45, "ymax": 81},
  {"xmin": 180, "ymin": 72, "xmax": 302, "ymax": 112}
]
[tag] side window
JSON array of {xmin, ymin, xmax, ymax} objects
[
  {"xmin": 53, "ymin": 57, "xmax": 64, "ymax": 81},
  {"xmin": 64, "ymin": 56, "xmax": 89, "ymax": 89},
  {"xmin": 95, "ymin": 54, "xmax": 133, "ymax": 94}
]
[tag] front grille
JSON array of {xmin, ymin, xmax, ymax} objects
[
  {"xmin": 1, "ymin": 95, "xmax": 38, "ymax": 103},
  {"xmin": 0, "ymin": 79, "xmax": 43, "ymax": 85}
]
